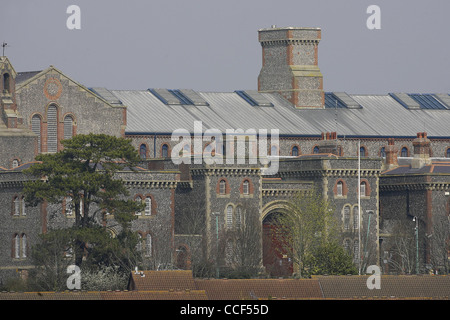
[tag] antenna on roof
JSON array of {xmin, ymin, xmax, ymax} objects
[{"xmin": 1, "ymin": 42, "xmax": 8, "ymax": 56}]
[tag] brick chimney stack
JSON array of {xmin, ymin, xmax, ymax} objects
[
  {"xmin": 411, "ymin": 132, "xmax": 431, "ymax": 169},
  {"xmin": 318, "ymin": 131, "xmax": 340, "ymax": 155},
  {"xmin": 385, "ymin": 138, "xmax": 398, "ymax": 169},
  {"xmin": 257, "ymin": 26, "xmax": 324, "ymax": 109}
]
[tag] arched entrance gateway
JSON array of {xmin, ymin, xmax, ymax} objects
[{"xmin": 261, "ymin": 202, "xmax": 293, "ymax": 277}]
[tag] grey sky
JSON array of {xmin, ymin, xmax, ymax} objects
[{"xmin": 1, "ymin": 0, "xmax": 450, "ymax": 94}]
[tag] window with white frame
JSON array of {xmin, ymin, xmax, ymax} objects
[
  {"xmin": 343, "ymin": 206, "xmax": 350, "ymax": 230},
  {"xmin": 243, "ymin": 180, "xmax": 250, "ymax": 195},
  {"xmin": 145, "ymin": 197, "xmax": 152, "ymax": 216},
  {"xmin": 219, "ymin": 180, "xmax": 226, "ymax": 195},
  {"xmin": 353, "ymin": 206, "xmax": 359, "ymax": 230},
  {"xmin": 226, "ymin": 205, "xmax": 233, "ymax": 228}
]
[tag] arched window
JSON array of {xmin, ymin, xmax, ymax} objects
[
  {"xmin": 14, "ymin": 196, "xmax": 20, "ymax": 216},
  {"xmin": 14, "ymin": 234, "xmax": 20, "ymax": 258},
  {"xmin": 401, "ymin": 147, "xmax": 408, "ymax": 157},
  {"xmin": 145, "ymin": 196, "xmax": 152, "ymax": 216},
  {"xmin": 139, "ymin": 144, "xmax": 147, "ymax": 159},
  {"xmin": 64, "ymin": 115, "xmax": 74, "ymax": 140},
  {"xmin": 21, "ymin": 234, "xmax": 27, "ymax": 258},
  {"xmin": 270, "ymin": 145, "xmax": 278, "ymax": 156},
  {"xmin": 359, "ymin": 146, "xmax": 366, "ymax": 157},
  {"xmin": 235, "ymin": 206, "xmax": 242, "ymax": 229},
  {"xmin": 447, "ymin": 148, "xmax": 450, "ymax": 158},
  {"xmin": 242, "ymin": 180, "xmax": 250, "ymax": 195},
  {"xmin": 360, "ymin": 181, "xmax": 367, "ymax": 197},
  {"xmin": 21, "ymin": 196, "xmax": 26, "ymax": 216},
  {"xmin": 3, "ymin": 73, "xmax": 10, "ymax": 93},
  {"xmin": 219, "ymin": 179, "xmax": 227, "ymax": 195},
  {"xmin": 336, "ymin": 181, "xmax": 343, "ymax": 197},
  {"xmin": 32, "ymin": 114, "xmax": 42, "ymax": 153},
  {"xmin": 343, "ymin": 206, "xmax": 350, "ymax": 230},
  {"xmin": 291, "ymin": 145, "xmax": 299, "ymax": 157},
  {"xmin": 380, "ymin": 147, "xmax": 386, "ymax": 158},
  {"xmin": 136, "ymin": 234, "xmax": 143, "ymax": 252},
  {"xmin": 313, "ymin": 146, "xmax": 319, "ymax": 154},
  {"xmin": 47, "ymin": 105, "xmax": 58, "ymax": 153},
  {"xmin": 146, "ymin": 235, "xmax": 152, "ymax": 257},
  {"xmin": 226, "ymin": 205, "xmax": 233, "ymax": 228},
  {"xmin": 162, "ymin": 144, "xmax": 169, "ymax": 158},
  {"xmin": 353, "ymin": 206, "xmax": 359, "ymax": 230}
]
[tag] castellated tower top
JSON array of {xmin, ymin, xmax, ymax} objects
[{"xmin": 257, "ymin": 26, "xmax": 324, "ymax": 109}]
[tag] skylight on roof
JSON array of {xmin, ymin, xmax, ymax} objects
[{"xmin": 235, "ymin": 90, "xmax": 274, "ymax": 107}]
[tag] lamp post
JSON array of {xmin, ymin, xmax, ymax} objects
[
  {"xmin": 413, "ymin": 216, "xmax": 419, "ymax": 274},
  {"xmin": 212, "ymin": 212, "xmax": 220, "ymax": 278}
]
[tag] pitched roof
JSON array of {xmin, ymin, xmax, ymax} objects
[
  {"xmin": 316, "ymin": 275, "xmax": 450, "ymax": 299},
  {"xmin": 102, "ymin": 89, "xmax": 450, "ymax": 138},
  {"xmin": 129, "ymin": 270, "xmax": 197, "ymax": 291},
  {"xmin": 195, "ymin": 278, "xmax": 323, "ymax": 300}
]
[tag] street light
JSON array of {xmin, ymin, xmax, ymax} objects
[
  {"xmin": 212, "ymin": 212, "xmax": 220, "ymax": 278},
  {"xmin": 413, "ymin": 216, "xmax": 419, "ymax": 274}
]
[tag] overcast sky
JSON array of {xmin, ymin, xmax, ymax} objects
[{"xmin": 2, "ymin": 0, "xmax": 450, "ymax": 94}]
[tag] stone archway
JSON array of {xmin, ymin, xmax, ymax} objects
[{"xmin": 261, "ymin": 201, "xmax": 293, "ymax": 277}]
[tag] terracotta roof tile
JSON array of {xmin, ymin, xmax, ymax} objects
[
  {"xmin": 195, "ymin": 278, "xmax": 323, "ymax": 300},
  {"xmin": 130, "ymin": 270, "xmax": 197, "ymax": 291},
  {"xmin": 316, "ymin": 275, "xmax": 450, "ymax": 299}
]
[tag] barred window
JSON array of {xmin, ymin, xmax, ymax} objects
[
  {"xmin": 47, "ymin": 105, "xmax": 58, "ymax": 153},
  {"xmin": 343, "ymin": 206, "xmax": 350, "ymax": 230},
  {"xmin": 353, "ymin": 206, "xmax": 359, "ymax": 230},
  {"xmin": 243, "ymin": 180, "xmax": 250, "ymax": 195},
  {"xmin": 145, "ymin": 197, "xmax": 152, "ymax": 216},
  {"xmin": 32, "ymin": 114, "xmax": 42, "ymax": 153},
  {"xmin": 219, "ymin": 180, "xmax": 226, "ymax": 195},
  {"xmin": 64, "ymin": 115, "xmax": 73, "ymax": 140},
  {"xmin": 226, "ymin": 205, "xmax": 233, "ymax": 228}
]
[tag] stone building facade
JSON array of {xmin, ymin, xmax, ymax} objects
[{"xmin": 1, "ymin": 26, "xmax": 450, "ymax": 284}]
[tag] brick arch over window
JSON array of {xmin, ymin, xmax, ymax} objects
[
  {"xmin": 239, "ymin": 178, "xmax": 254, "ymax": 195},
  {"xmin": 31, "ymin": 113, "xmax": 43, "ymax": 153},
  {"xmin": 290, "ymin": 144, "xmax": 301, "ymax": 156},
  {"xmin": 334, "ymin": 179, "xmax": 348, "ymax": 197},
  {"xmin": 143, "ymin": 194, "xmax": 157, "ymax": 216},
  {"xmin": 216, "ymin": 178, "xmax": 231, "ymax": 195},
  {"xmin": 46, "ymin": 104, "xmax": 59, "ymax": 153},
  {"xmin": 139, "ymin": 143, "xmax": 148, "ymax": 159},
  {"xmin": 358, "ymin": 178, "xmax": 372, "ymax": 197},
  {"xmin": 63, "ymin": 113, "xmax": 76, "ymax": 140},
  {"xmin": 400, "ymin": 146, "xmax": 409, "ymax": 157},
  {"xmin": 359, "ymin": 145, "xmax": 368, "ymax": 157},
  {"xmin": 161, "ymin": 143, "xmax": 170, "ymax": 158}
]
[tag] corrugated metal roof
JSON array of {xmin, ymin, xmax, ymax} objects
[{"xmin": 107, "ymin": 89, "xmax": 450, "ymax": 138}]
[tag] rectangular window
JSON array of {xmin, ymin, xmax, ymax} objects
[{"xmin": 145, "ymin": 197, "xmax": 152, "ymax": 216}]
